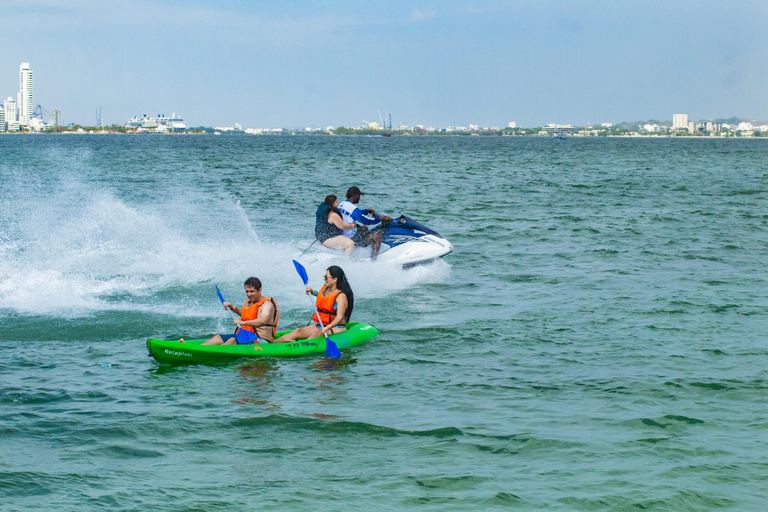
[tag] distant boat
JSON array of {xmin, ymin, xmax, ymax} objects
[
  {"xmin": 382, "ymin": 133, "xmax": 391, "ymax": 137},
  {"xmin": 556, "ymin": 134, "xmax": 566, "ymax": 140}
]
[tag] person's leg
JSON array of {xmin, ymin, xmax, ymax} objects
[
  {"xmin": 323, "ymin": 235, "xmax": 355, "ymax": 257},
  {"xmin": 272, "ymin": 325, "xmax": 322, "ymax": 343},
  {"xmin": 350, "ymin": 228, "xmax": 370, "ymax": 257},
  {"xmin": 201, "ymin": 334, "xmax": 235, "ymax": 345},
  {"xmin": 368, "ymin": 231, "xmax": 383, "ymax": 260}
]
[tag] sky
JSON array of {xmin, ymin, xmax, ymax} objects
[{"xmin": 1, "ymin": 0, "xmax": 766, "ymax": 128}]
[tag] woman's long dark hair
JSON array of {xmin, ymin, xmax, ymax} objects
[
  {"xmin": 327, "ymin": 265, "xmax": 353, "ymax": 322},
  {"xmin": 323, "ymin": 195, "xmax": 340, "ymax": 221}
]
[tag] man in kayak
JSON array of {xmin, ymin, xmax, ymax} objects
[
  {"xmin": 181, "ymin": 277, "xmax": 279, "ymax": 345},
  {"xmin": 338, "ymin": 186, "xmax": 392, "ymax": 260}
]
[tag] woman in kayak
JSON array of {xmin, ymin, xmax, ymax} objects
[
  {"xmin": 315, "ymin": 195, "xmax": 356, "ymax": 257},
  {"xmin": 273, "ymin": 265, "xmax": 354, "ymax": 343}
]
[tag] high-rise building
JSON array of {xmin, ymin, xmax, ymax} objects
[
  {"xmin": 18, "ymin": 62, "xmax": 33, "ymax": 126},
  {"xmin": 4, "ymin": 97, "xmax": 19, "ymax": 131},
  {"xmin": 673, "ymin": 114, "xmax": 688, "ymax": 129},
  {"xmin": 0, "ymin": 107, "xmax": 5, "ymax": 132},
  {"xmin": 53, "ymin": 108, "xmax": 62, "ymax": 127}
]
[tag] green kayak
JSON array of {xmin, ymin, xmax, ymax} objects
[{"xmin": 146, "ymin": 322, "xmax": 379, "ymax": 364}]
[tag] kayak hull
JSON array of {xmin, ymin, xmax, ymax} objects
[{"xmin": 147, "ymin": 322, "xmax": 379, "ymax": 364}]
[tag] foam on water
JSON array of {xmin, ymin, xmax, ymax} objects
[
  {"xmin": 0, "ymin": 165, "xmax": 448, "ymax": 316},
  {"xmin": 287, "ymin": 255, "xmax": 450, "ymax": 300}
]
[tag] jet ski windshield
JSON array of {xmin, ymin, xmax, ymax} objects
[{"xmin": 387, "ymin": 215, "xmax": 442, "ymax": 237}]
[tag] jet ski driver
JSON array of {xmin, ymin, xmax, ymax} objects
[{"xmin": 338, "ymin": 186, "xmax": 392, "ymax": 260}]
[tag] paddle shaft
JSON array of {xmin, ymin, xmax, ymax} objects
[
  {"xmin": 224, "ymin": 305, "xmax": 240, "ymax": 326},
  {"xmin": 216, "ymin": 286, "xmax": 256, "ymax": 342},
  {"xmin": 308, "ymin": 294, "xmax": 327, "ymax": 331},
  {"xmin": 298, "ymin": 239, "xmax": 317, "ymax": 259}
]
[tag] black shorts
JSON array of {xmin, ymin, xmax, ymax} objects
[{"xmin": 351, "ymin": 228, "xmax": 371, "ymax": 247}]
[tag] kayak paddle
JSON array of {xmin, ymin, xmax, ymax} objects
[
  {"xmin": 215, "ymin": 285, "xmax": 258, "ymax": 344},
  {"xmin": 298, "ymin": 239, "xmax": 317, "ymax": 259},
  {"xmin": 291, "ymin": 259, "xmax": 341, "ymax": 359}
]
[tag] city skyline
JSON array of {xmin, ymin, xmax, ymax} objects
[
  {"xmin": 4, "ymin": 54, "xmax": 765, "ymax": 132},
  {"xmin": 0, "ymin": 59, "xmax": 764, "ymax": 133},
  {"xmin": 1, "ymin": 1, "xmax": 767, "ymax": 128}
]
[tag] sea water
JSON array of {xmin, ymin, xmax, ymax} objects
[{"xmin": 0, "ymin": 135, "xmax": 766, "ymax": 510}]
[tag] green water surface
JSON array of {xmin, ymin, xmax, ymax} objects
[{"xmin": 1, "ymin": 135, "xmax": 766, "ymax": 510}]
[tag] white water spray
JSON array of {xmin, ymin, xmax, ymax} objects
[{"xmin": 0, "ymin": 171, "xmax": 448, "ymax": 317}]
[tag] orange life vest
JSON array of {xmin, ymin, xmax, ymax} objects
[
  {"xmin": 240, "ymin": 297, "xmax": 279, "ymax": 338},
  {"xmin": 312, "ymin": 286, "xmax": 342, "ymax": 326}
]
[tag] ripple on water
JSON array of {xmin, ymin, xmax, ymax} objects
[{"xmin": 1, "ymin": 136, "xmax": 767, "ymax": 510}]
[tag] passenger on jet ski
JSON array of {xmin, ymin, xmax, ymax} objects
[
  {"xmin": 315, "ymin": 195, "xmax": 356, "ymax": 257},
  {"xmin": 338, "ymin": 186, "xmax": 392, "ymax": 260}
]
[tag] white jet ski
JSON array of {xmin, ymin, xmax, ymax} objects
[{"xmin": 298, "ymin": 215, "xmax": 453, "ymax": 267}]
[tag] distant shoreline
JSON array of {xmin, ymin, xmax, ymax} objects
[{"xmin": 1, "ymin": 132, "xmax": 766, "ymax": 140}]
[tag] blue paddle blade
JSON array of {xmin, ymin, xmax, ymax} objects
[
  {"xmin": 292, "ymin": 259, "xmax": 309, "ymax": 285},
  {"xmin": 215, "ymin": 285, "xmax": 226, "ymax": 304},
  {"xmin": 236, "ymin": 328, "xmax": 258, "ymax": 344},
  {"xmin": 325, "ymin": 338, "xmax": 341, "ymax": 359}
]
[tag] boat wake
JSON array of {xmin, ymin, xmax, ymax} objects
[{"xmin": 0, "ymin": 177, "xmax": 449, "ymax": 317}]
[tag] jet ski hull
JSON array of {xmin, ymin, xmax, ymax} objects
[{"xmin": 301, "ymin": 215, "xmax": 452, "ymax": 267}]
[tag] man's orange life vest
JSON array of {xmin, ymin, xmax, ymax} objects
[
  {"xmin": 240, "ymin": 297, "xmax": 279, "ymax": 338},
  {"xmin": 312, "ymin": 286, "xmax": 342, "ymax": 326}
]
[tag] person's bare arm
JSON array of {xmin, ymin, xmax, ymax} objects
[{"xmin": 328, "ymin": 212, "xmax": 355, "ymax": 230}]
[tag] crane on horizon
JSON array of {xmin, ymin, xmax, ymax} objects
[{"xmin": 32, "ymin": 105, "xmax": 52, "ymax": 119}]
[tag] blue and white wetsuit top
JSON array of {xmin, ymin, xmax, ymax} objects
[{"xmin": 338, "ymin": 200, "xmax": 381, "ymax": 237}]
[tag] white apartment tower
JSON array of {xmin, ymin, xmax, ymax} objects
[
  {"xmin": 18, "ymin": 62, "xmax": 33, "ymax": 126},
  {"xmin": 673, "ymin": 114, "xmax": 688, "ymax": 130},
  {"xmin": 0, "ymin": 107, "xmax": 5, "ymax": 132},
  {"xmin": 4, "ymin": 97, "xmax": 19, "ymax": 131},
  {"xmin": 53, "ymin": 108, "xmax": 62, "ymax": 127}
]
